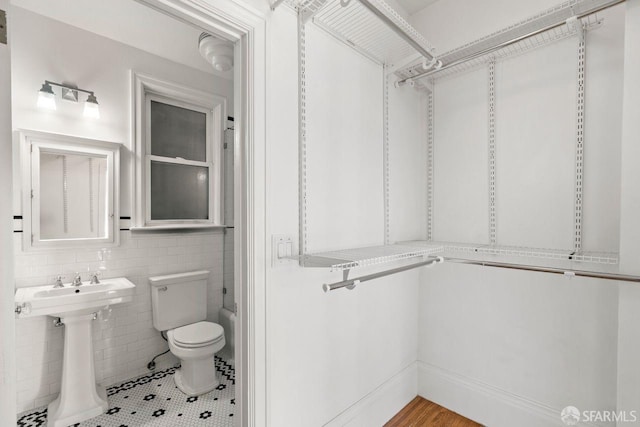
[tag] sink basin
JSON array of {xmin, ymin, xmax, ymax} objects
[
  {"xmin": 14, "ymin": 277, "xmax": 135, "ymax": 427},
  {"xmin": 15, "ymin": 277, "xmax": 135, "ymax": 318}
]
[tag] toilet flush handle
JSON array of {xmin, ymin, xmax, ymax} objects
[{"xmin": 158, "ymin": 286, "xmax": 168, "ymax": 292}]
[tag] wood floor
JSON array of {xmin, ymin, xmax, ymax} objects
[{"xmin": 384, "ymin": 397, "xmax": 482, "ymax": 427}]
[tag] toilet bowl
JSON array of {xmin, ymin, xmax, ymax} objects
[
  {"xmin": 149, "ymin": 271, "xmax": 226, "ymax": 396},
  {"xmin": 167, "ymin": 321, "xmax": 225, "ymax": 396}
]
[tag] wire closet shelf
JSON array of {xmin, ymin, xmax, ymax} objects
[
  {"xmin": 302, "ymin": 241, "xmax": 618, "ymax": 272},
  {"xmin": 395, "ymin": 0, "xmax": 623, "ymax": 84},
  {"xmin": 299, "ymin": 244, "xmax": 444, "ymax": 271},
  {"xmin": 294, "ymin": 0, "xmax": 437, "ymax": 65},
  {"xmin": 401, "ymin": 241, "xmax": 619, "ymax": 265}
]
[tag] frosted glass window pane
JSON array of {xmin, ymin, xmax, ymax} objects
[
  {"xmin": 151, "ymin": 162, "xmax": 209, "ymax": 220},
  {"xmin": 150, "ymin": 101, "xmax": 207, "ymax": 162}
]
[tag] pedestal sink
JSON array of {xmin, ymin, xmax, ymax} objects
[{"xmin": 15, "ymin": 277, "xmax": 135, "ymax": 427}]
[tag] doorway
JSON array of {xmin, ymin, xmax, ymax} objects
[{"xmin": 3, "ymin": 0, "xmax": 267, "ymax": 425}]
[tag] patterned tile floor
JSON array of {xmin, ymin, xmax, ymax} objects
[{"xmin": 17, "ymin": 356, "xmax": 235, "ymax": 427}]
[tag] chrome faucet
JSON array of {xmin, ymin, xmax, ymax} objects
[
  {"xmin": 53, "ymin": 275, "xmax": 65, "ymax": 288},
  {"xmin": 72, "ymin": 272, "xmax": 83, "ymax": 287},
  {"xmin": 89, "ymin": 271, "xmax": 100, "ymax": 285}
]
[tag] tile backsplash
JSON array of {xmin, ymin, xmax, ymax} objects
[{"xmin": 13, "ymin": 230, "xmax": 224, "ymax": 413}]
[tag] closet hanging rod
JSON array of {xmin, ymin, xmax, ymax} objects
[
  {"xmin": 355, "ymin": 0, "xmax": 436, "ymax": 61},
  {"xmin": 323, "ymin": 255, "xmax": 640, "ymax": 292},
  {"xmin": 323, "ymin": 256, "xmax": 444, "ymax": 292},
  {"xmin": 397, "ymin": 0, "xmax": 625, "ymax": 84},
  {"xmin": 445, "ymin": 258, "xmax": 640, "ymax": 283}
]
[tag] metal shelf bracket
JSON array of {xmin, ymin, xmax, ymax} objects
[{"xmin": 270, "ymin": 0, "xmax": 286, "ymax": 11}]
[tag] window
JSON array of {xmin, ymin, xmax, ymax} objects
[{"xmin": 133, "ymin": 72, "xmax": 226, "ymax": 228}]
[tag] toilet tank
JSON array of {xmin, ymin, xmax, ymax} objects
[{"xmin": 149, "ymin": 270, "xmax": 210, "ymax": 331}]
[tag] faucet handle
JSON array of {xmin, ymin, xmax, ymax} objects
[
  {"xmin": 72, "ymin": 272, "xmax": 83, "ymax": 286},
  {"xmin": 89, "ymin": 271, "xmax": 101, "ymax": 284},
  {"xmin": 53, "ymin": 275, "xmax": 65, "ymax": 288}
]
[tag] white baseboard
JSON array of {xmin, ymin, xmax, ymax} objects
[
  {"xmin": 417, "ymin": 361, "xmax": 608, "ymax": 427},
  {"xmin": 323, "ymin": 362, "xmax": 418, "ymax": 427}
]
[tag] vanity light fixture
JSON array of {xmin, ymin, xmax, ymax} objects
[{"xmin": 37, "ymin": 80, "xmax": 100, "ymax": 118}]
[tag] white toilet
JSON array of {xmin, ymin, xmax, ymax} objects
[{"xmin": 149, "ymin": 270, "xmax": 225, "ymax": 396}]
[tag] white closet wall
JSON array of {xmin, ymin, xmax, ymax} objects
[
  {"xmin": 410, "ymin": 3, "xmax": 625, "ymax": 426},
  {"xmin": 304, "ymin": 24, "xmax": 384, "ymax": 253},
  {"xmin": 428, "ymin": 12, "xmax": 623, "ymax": 253},
  {"xmin": 582, "ymin": 13, "xmax": 624, "ymax": 253},
  {"xmin": 432, "ymin": 68, "xmax": 489, "ymax": 244},
  {"xmin": 388, "ymin": 83, "xmax": 427, "ymax": 242},
  {"xmin": 495, "ymin": 38, "xmax": 576, "ymax": 249}
]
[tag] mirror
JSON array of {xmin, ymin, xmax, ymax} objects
[{"xmin": 20, "ymin": 130, "xmax": 120, "ymax": 249}]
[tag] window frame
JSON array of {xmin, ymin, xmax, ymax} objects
[{"xmin": 132, "ymin": 72, "xmax": 226, "ymax": 229}]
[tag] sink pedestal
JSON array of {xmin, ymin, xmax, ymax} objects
[
  {"xmin": 47, "ymin": 312, "xmax": 108, "ymax": 427},
  {"xmin": 13, "ymin": 277, "xmax": 136, "ymax": 426}
]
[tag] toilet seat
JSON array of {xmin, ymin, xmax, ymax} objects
[{"xmin": 171, "ymin": 321, "xmax": 224, "ymax": 348}]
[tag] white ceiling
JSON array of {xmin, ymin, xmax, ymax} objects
[
  {"xmin": 395, "ymin": 0, "xmax": 441, "ymax": 15},
  {"xmin": 11, "ymin": 0, "xmax": 233, "ymax": 80}
]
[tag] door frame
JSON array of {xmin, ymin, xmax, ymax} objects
[
  {"xmin": 0, "ymin": 0, "xmax": 16, "ymax": 423},
  {"xmin": 136, "ymin": 1, "xmax": 267, "ymax": 425}
]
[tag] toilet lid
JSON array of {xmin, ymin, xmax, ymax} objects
[{"xmin": 172, "ymin": 321, "xmax": 224, "ymax": 347}]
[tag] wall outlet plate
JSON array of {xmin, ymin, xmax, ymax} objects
[{"xmin": 271, "ymin": 234, "xmax": 295, "ymax": 266}]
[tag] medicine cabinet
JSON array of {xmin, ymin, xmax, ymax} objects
[{"xmin": 20, "ymin": 130, "xmax": 120, "ymax": 250}]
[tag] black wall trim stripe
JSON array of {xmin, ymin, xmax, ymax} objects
[
  {"xmin": 120, "ymin": 216, "xmax": 131, "ymax": 220},
  {"xmin": 227, "ymin": 116, "xmax": 234, "ymax": 122},
  {"xmin": 13, "ymin": 215, "xmax": 22, "ymax": 219}
]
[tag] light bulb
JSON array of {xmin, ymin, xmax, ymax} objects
[
  {"xmin": 37, "ymin": 83, "xmax": 56, "ymax": 110},
  {"xmin": 83, "ymin": 94, "xmax": 100, "ymax": 119}
]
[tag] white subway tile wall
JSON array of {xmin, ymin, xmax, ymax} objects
[{"xmin": 13, "ymin": 230, "xmax": 224, "ymax": 413}]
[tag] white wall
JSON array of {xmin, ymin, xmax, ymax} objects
[
  {"xmin": 432, "ymin": 67, "xmax": 489, "ymax": 244},
  {"xmin": 410, "ymin": 0, "xmax": 566, "ymax": 55},
  {"xmin": 10, "ymin": 7, "xmax": 230, "ymax": 413},
  {"xmin": 413, "ymin": 2, "xmax": 626, "ymax": 426},
  {"xmin": 494, "ymin": 37, "xmax": 576, "ymax": 249},
  {"xmin": 583, "ymin": 8, "xmax": 624, "ymax": 253},
  {"xmin": 304, "ymin": 24, "xmax": 384, "ymax": 252},
  {"xmin": 617, "ymin": 0, "xmax": 640, "ymax": 423},
  {"xmin": 265, "ymin": 7, "xmax": 421, "ymax": 426},
  {"xmin": 387, "ymin": 83, "xmax": 428, "ymax": 242},
  {"xmin": 419, "ymin": 264, "xmax": 618, "ymax": 427},
  {"xmin": 428, "ymin": 7, "xmax": 623, "ymax": 251}
]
